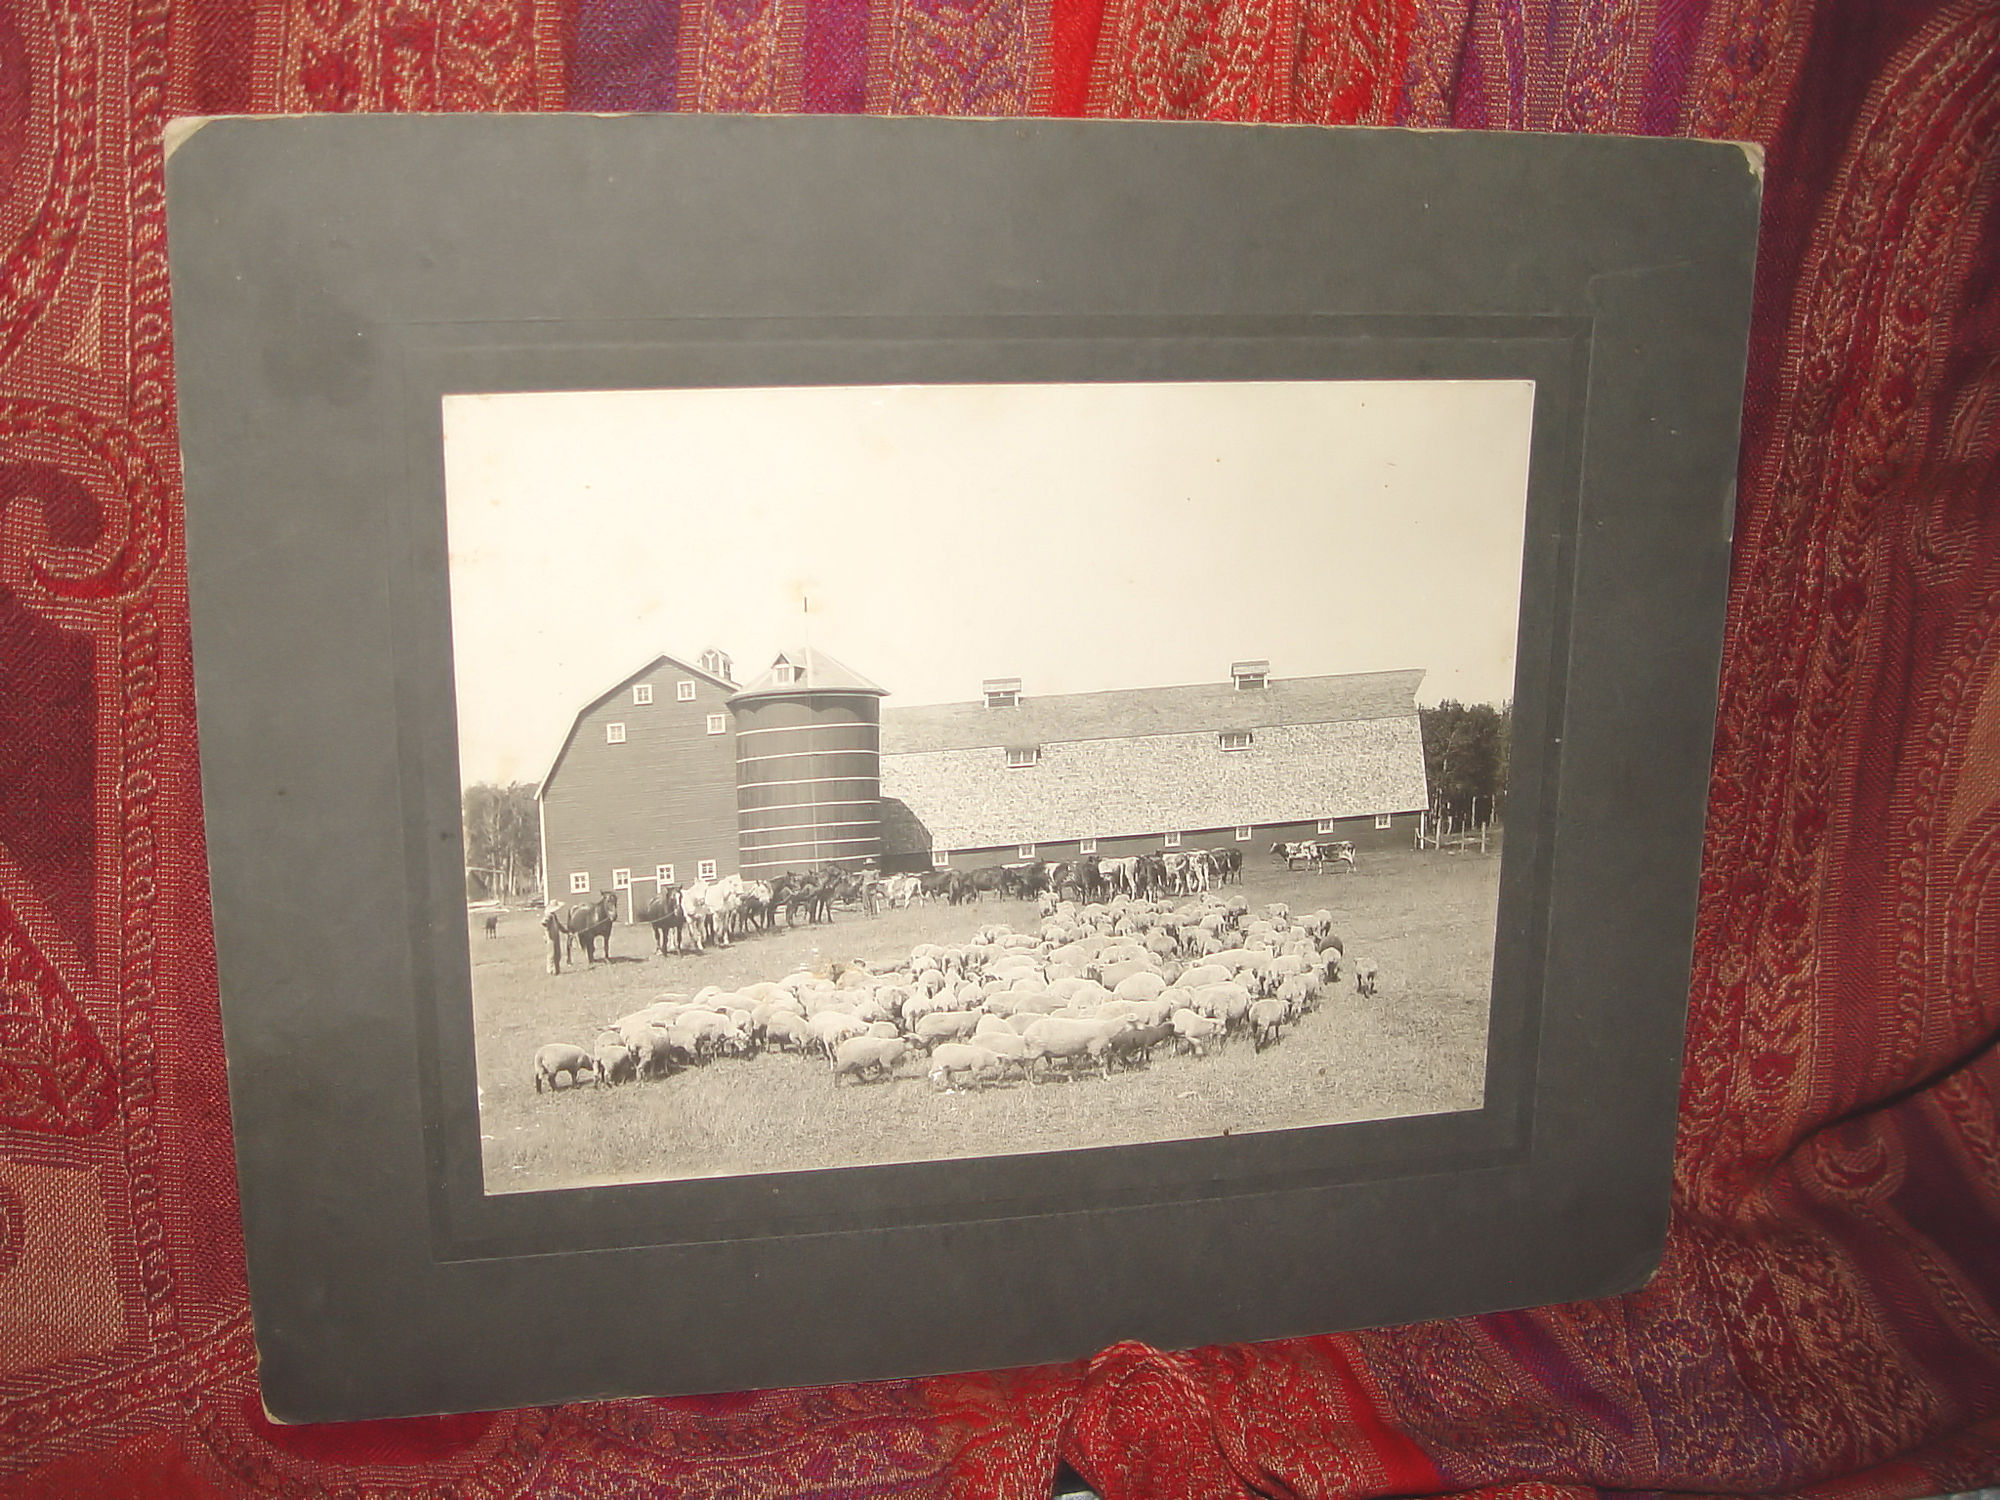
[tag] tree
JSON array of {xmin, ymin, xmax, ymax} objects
[
  {"xmin": 1419, "ymin": 700, "xmax": 1511, "ymax": 825},
  {"xmin": 462, "ymin": 782, "xmax": 541, "ymax": 899}
]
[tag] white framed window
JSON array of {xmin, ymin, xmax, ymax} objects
[
  {"xmin": 1018, "ymin": 843, "xmax": 1036, "ymax": 859},
  {"xmin": 1317, "ymin": 818, "xmax": 1338, "ymax": 834},
  {"xmin": 611, "ymin": 868, "xmax": 631, "ymax": 889},
  {"xmin": 1231, "ymin": 661, "xmax": 1270, "ymax": 691},
  {"xmin": 985, "ymin": 689, "xmax": 1019, "ymax": 708},
  {"xmin": 773, "ymin": 663, "xmax": 800, "ymax": 685},
  {"xmin": 606, "ymin": 722, "xmax": 627, "ymax": 743},
  {"xmin": 932, "ymin": 850, "xmax": 951, "ymax": 868},
  {"xmin": 1079, "ymin": 838, "xmax": 1097, "ymax": 855},
  {"xmin": 1235, "ymin": 826, "xmax": 1252, "ymax": 841},
  {"xmin": 698, "ymin": 859, "xmax": 718, "ymax": 881},
  {"xmin": 677, "ymin": 680, "xmax": 696, "ymax": 701},
  {"xmin": 706, "ymin": 713, "xmax": 726, "ymax": 735},
  {"xmin": 656, "ymin": 863, "xmax": 674, "ymax": 885},
  {"xmin": 632, "ymin": 684, "xmax": 653, "ymax": 705},
  {"xmin": 1005, "ymin": 746, "xmax": 1040, "ymax": 768},
  {"xmin": 1163, "ymin": 831, "xmax": 1182, "ymax": 848},
  {"xmin": 1375, "ymin": 812, "xmax": 1394, "ymax": 830},
  {"xmin": 568, "ymin": 871, "xmax": 590, "ymax": 894},
  {"xmin": 1219, "ymin": 730, "xmax": 1253, "ymax": 751}
]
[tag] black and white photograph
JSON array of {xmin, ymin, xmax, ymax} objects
[{"xmin": 444, "ymin": 378, "xmax": 1535, "ymax": 1194}]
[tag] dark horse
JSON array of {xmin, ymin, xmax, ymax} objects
[
  {"xmin": 634, "ymin": 887, "xmax": 696, "ymax": 955},
  {"xmin": 551, "ymin": 891, "xmax": 618, "ymax": 967}
]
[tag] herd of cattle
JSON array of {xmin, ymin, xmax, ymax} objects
[
  {"xmin": 529, "ymin": 887, "xmax": 1382, "ymax": 1097},
  {"xmin": 534, "ymin": 842, "xmax": 1360, "ymax": 974}
]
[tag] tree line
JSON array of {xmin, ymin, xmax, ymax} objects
[
  {"xmin": 1419, "ymin": 700, "xmax": 1511, "ymax": 826},
  {"xmin": 463, "ymin": 782, "xmax": 540, "ymax": 901}
]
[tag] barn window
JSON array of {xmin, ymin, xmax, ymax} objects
[
  {"xmin": 984, "ymin": 677, "xmax": 1022, "ymax": 709},
  {"xmin": 1219, "ymin": 730, "xmax": 1253, "ymax": 751},
  {"xmin": 606, "ymin": 722, "xmax": 627, "ymax": 743},
  {"xmin": 1018, "ymin": 843, "xmax": 1036, "ymax": 859},
  {"xmin": 1375, "ymin": 812, "xmax": 1394, "ymax": 830},
  {"xmin": 611, "ymin": 868, "xmax": 631, "ymax": 889},
  {"xmin": 1235, "ymin": 826, "xmax": 1252, "ymax": 841},
  {"xmin": 1163, "ymin": 832, "xmax": 1182, "ymax": 848},
  {"xmin": 656, "ymin": 863, "xmax": 674, "ymax": 885},
  {"xmin": 1079, "ymin": 838, "xmax": 1097, "ymax": 855},
  {"xmin": 632, "ymin": 684, "xmax": 653, "ymax": 705},
  {"xmin": 1005, "ymin": 746, "xmax": 1040, "ymax": 768},
  {"xmin": 773, "ymin": 663, "xmax": 800, "ymax": 685},
  {"xmin": 568, "ymin": 871, "xmax": 590, "ymax": 894},
  {"xmin": 706, "ymin": 713, "xmax": 726, "ymax": 735},
  {"xmin": 698, "ymin": 859, "xmax": 718, "ymax": 881},
  {"xmin": 1317, "ymin": 818, "xmax": 1337, "ymax": 834},
  {"xmin": 677, "ymin": 680, "xmax": 696, "ymax": 701},
  {"xmin": 1231, "ymin": 660, "xmax": 1269, "ymax": 690},
  {"xmin": 932, "ymin": 850, "xmax": 951, "ymax": 868}
]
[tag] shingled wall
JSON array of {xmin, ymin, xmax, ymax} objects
[{"xmin": 878, "ymin": 716, "xmax": 1427, "ymax": 854}]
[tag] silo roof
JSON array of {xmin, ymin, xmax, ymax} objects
[{"xmin": 729, "ymin": 647, "xmax": 889, "ymax": 702}]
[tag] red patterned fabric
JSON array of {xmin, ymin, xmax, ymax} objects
[{"xmin": 1, "ymin": 0, "xmax": 1996, "ymax": 1494}]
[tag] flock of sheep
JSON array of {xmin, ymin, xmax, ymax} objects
[{"xmin": 531, "ymin": 889, "xmax": 1380, "ymax": 1096}]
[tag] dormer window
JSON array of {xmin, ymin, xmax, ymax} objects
[
  {"xmin": 983, "ymin": 677, "xmax": 1022, "ymax": 709},
  {"xmin": 772, "ymin": 662, "xmax": 800, "ymax": 685},
  {"xmin": 699, "ymin": 648, "xmax": 733, "ymax": 682},
  {"xmin": 1219, "ymin": 730, "xmax": 1253, "ymax": 751},
  {"xmin": 1005, "ymin": 746, "xmax": 1041, "ymax": 768},
  {"xmin": 1231, "ymin": 660, "xmax": 1269, "ymax": 690}
]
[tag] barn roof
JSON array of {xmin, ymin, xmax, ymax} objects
[
  {"xmin": 729, "ymin": 647, "xmax": 889, "ymax": 702},
  {"xmin": 537, "ymin": 651, "xmax": 740, "ymax": 797},
  {"xmin": 879, "ymin": 668, "xmax": 1426, "ymax": 753}
]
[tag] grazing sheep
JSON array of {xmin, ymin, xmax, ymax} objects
[
  {"xmin": 833, "ymin": 1034, "xmax": 909, "ymax": 1085},
  {"xmin": 912, "ymin": 1008, "xmax": 982, "ymax": 1050},
  {"xmin": 533, "ymin": 1043, "xmax": 597, "ymax": 1093},
  {"xmin": 592, "ymin": 1030, "xmax": 638, "ymax": 1085},
  {"xmin": 1103, "ymin": 1020, "xmax": 1176, "ymax": 1070},
  {"xmin": 927, "ymin": 1042, "xmax": 1010, "ymax": 1090},
  {"xmin": 1020, "ymin": 1016, "xmax": 1124, "ymax": 1079},
  {"xmin": 1171, "ymin": 1008, "xmax": 1226, "ymax": 1055},
  {"xmin": 1354, "ymin": 958, "xmax": 1379, "ymax": 997},
  {"xmin": 1248, "ymin": 998, "xmax": 1287, "ymax": 1051}
]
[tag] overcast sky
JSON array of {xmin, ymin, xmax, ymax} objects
[{"xmin": 441, "ymin": 380, "xmax": 1535, "ymax": 789}]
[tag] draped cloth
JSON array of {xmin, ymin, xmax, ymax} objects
[{"xmin": 2, "ymin": 0, "xmax": 1998, "ymax": 1494}]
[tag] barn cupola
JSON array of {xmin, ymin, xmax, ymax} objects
[
  {"xmin": 699, "ymin": 647, "xmax": 734, "ymax": 684},
  {"xmin": 1231, "ymin": 660, "xmax": 1270, "ymax": 691},
  {"xmin": 983, "ymin": 677, "xmax": 1022, "ymax": 709}
]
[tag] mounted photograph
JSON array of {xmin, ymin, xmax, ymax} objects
[{"xmin": 443, "ymin": 378, "xmax": 1535, "ymax": 1194}]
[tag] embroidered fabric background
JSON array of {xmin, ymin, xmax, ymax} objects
[{"xmin": 0, "ymin": 0, "xmax": 1996, "ymax": 1494}]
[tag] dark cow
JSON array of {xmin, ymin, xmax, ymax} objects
[
  {"xmin": 553, "ymin": 891, "xmax": 617, "ymax": 965},
  {"xmin": 483, "ymin": 913, "xmax": 499, "ymax": 939}
]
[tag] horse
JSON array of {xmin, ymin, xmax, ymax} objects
[
  {"xmin": 553, "ymin": 891, "xmax": 617, "ymax": 966},
  {"xmin": 635, "ymin": 887, "xmax": 695, "ymax": 955}
]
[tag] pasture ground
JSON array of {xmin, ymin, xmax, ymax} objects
[{"xmin": 473, "ymin": 845, "xmax": 1500, "ymax": 1192}]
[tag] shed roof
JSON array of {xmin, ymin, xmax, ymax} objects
[
  {"xmin": 730, "ymin": 647, "xmax": 889, "ymax": 702},
  {"xmin": 879, "ymin": 668, "xmax": 1426, "ymax": 754}
]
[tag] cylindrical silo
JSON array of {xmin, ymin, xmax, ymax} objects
[{"xmin": 731, "ymin": 648, "xmax": 887, "ymax": 879}]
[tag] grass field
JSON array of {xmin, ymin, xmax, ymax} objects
[{"xmin": 473, "ymin": 845, "xmax": 1499, "ymax": 1193}]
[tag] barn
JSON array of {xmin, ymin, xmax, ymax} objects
[
  {"xmin": 876, "ymin": 663, "xmax": 1431, "ymax": 870},
  {"xmin": 536, "ymin": 648, "xmax": 741, "ymax": 921},
  {"xmin": 532, "ymin": 648, "xmax": 1432, "ymax": 901}
]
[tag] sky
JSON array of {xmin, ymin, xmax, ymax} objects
[{"xmin": 441, "ymin": 379, "xmax": 1537, "ymax": 789}]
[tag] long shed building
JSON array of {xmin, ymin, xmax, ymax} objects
[{"xmin": 876, "ymin": 666, "xmax": 1430, "ymax": 869}]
